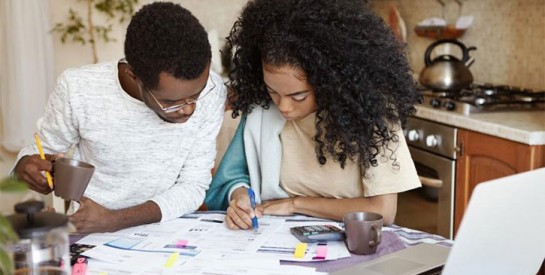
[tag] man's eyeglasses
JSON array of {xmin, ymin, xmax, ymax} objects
[{"xmin": 143, "ymin": 81, "xmax": 216, "ymax": 114}]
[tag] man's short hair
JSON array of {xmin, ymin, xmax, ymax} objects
[{"xmin": 125, "ymin": 2, "xmax": 211, "ymax": 88}]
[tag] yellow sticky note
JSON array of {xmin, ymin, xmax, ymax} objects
[
  {"xmin": 163, "ymin": 252, "xmax": 179, "ymax": 268},
  {"xmin": 294, "ymin": 242, "xmax": 307, "ymax": 258},
  {"xmin": 98, "ymin": 273, "xmax": 108, "ymax": 275}
]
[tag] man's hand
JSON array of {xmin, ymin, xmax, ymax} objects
[
  {"xmin": 225, "ymin": 187, "xmax": 262, "ymax": 230},
  {"xmin": 69, "ymin": 197, "xmax": 119, "ymax": 234},
  {"xmin": 14, "ymin": 154, "xmax": 62, "ymax": 194},
  {"xmin": 261, "ymin": 198, "xmax": 296, "ymax": 216}
]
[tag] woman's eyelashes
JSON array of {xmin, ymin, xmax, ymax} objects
[
  {"xmin": 291, "ymin": 93, "xmax": 308, "ymax": 101},
  {"xmin": 267, "ymin": 89, "xmax": 308, "ymax": 102}
]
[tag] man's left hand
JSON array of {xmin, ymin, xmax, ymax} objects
[{"xmin": 69, "ymin": 197, "xmax": 118, "ymax": 234}]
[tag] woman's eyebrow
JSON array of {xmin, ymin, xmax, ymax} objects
[{"xmin": 264, "ymin": 83, "xmax": 310, "ymax": 96}]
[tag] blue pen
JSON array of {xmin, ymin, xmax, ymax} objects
[{"xmin": 247, "ymin": 188, "xmax": 259, "ymax": 233}]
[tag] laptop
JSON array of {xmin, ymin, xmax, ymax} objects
[{"xmin": 332, "ymin": 167, "xmax": 545, "ymax": 275}]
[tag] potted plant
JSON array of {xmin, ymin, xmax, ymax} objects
[
  {"xmin": 51, "ymin": 0, "xmax": 139, "ymax": 63},
  {"xmin": 0, "ymin": 176, "xmax": 27, "ymax": 275}
]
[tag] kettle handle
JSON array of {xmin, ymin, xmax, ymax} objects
[{"xmin": 424, "ymin": 39, "xmax": 476, "ymax": 66}]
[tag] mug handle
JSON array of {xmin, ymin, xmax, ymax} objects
[{"xmin": 369, "ymin": 224, "xmax": 382, "ymax": 247}]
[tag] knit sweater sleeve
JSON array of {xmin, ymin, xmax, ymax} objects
[{"xmin": 16, "ymin": 70, "xmax": 79, "ymax": 163}]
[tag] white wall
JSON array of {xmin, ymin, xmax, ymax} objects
[
  {"xmin": 0, "ymin": 0, "xmax": 18, "ymax": 180},
  {"xmin": 0, "ymin": 0, "xmax": 248, "ymax": 213},
  {"xmin": 49, "ymin": 0, "xmax": 248, "ymax": 78}
]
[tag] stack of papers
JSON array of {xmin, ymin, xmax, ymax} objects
[{"xmin": 76, "ymin": 213, "xmax": 350, "ymax": 274}]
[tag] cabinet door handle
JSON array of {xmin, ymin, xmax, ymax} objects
[{"xmin": 455, "ymin": 142, "xmax": 464, "ymax": 156}]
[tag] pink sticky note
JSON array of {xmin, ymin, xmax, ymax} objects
[
  {"xmin": 316, "ymin": 246, "xmax": 328, "ymax": 258},
  {"xmin": 176, "ymin": 240, "xmax": 188, "ymax": 247}
]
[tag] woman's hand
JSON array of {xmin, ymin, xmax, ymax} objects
[
  {"xmin": 261, "ymin": 198, "xmax": 296, "ymax": 216},
  {"xmin": 225, "ymin": 187, "xmax": 262, "ymax": 230}
]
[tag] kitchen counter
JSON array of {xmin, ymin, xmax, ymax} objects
[{"xmin": 414, "ymin": 106, "xmax": 545, "ymax": 145}]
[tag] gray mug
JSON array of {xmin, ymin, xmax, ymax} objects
[
  {"xmin": 53, "ymin": 158, "xmax": 95, "ymax": 201},
  {"xmin": 343, "ymin": 211, "xmax": 383, "ymax": 255}
]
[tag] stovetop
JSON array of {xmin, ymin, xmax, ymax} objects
[{"xmin": 420, "ymin": 83, "xmax": 545, "ymax": 115}]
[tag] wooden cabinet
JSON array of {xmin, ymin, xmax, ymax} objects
[{"xmin": 454, "ymin": 129, "xmax": 545, "ymax": 234}]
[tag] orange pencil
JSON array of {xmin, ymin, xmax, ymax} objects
[{"xmin": 34, "ymin": 133, "xmax": 54, "ymax": 189}]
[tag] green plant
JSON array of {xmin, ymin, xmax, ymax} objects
[
  {"xmin": 0, "ymin": 177, "xmax": 27, "ymax": 275},
  {"xmin": 51, "ymin": 0, "xmax": 139, "ymax": 63}
]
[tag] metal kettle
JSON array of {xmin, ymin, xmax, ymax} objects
[{"xmin": 419, "ymin": 39, "xmax": 477, "ymax": 91}]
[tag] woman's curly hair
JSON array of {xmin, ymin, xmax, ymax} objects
[
  {"xmin": 125, "ymin": 2, "xmax": 211, "ymax": 88},
  {"xmin": 227, "ymin": 0, "xmax": 420, "ymax": 175}
]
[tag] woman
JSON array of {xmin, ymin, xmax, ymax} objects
[{"xmin": 205, "ymin": 0, "xmax": 421, "ymax": 230}]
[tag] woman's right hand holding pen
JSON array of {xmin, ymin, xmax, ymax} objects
[
  {"xmin": 225, "ymin": 186, "xmax": 262, "ymax": 230},
  {"xmin": 14, "ymin": 154, "xmax": 62, "ymax": 194}
]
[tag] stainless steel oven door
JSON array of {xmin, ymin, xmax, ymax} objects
[{"xmin": 409, "ymin": 146, "xmax": 455, "ymax": 239}]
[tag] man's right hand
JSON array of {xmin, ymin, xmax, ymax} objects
[
  {"xmin": 225, "ymin": 186, "xmax": 262, "ymax": 230},
  {"xmin": 14, "ymin": 154, "xmax": 59, "ymax": 194}
]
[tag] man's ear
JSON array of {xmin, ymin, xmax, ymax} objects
[{"xmin": 125, "ymin": 66, "xmax": 138, "ymax": 81}]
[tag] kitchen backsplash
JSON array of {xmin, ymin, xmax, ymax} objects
[{"xmin": 372, "ymin": 0, "xmax": 545, "ymax": 91}]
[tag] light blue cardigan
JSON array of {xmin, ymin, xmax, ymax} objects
[{"xmin": 205, "ymin": 105, "xmax": 290, "ymax": 210}]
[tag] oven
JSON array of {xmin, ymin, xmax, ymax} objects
[
  {"xmin": 398, "ymin": 117, "xmax": 457, "ymax": 239},
  {"xmin": 400, "ymin": 117, "xmax": 457, "ymax": 239},
  {"xmin": 395, "ymin": 83, "xmax": 544, "ymax": 239}
]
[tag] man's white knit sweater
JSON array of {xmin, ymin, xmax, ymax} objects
[{"xmin": 16, "ymin": 60, "xmax": 226, "ymax": 221}]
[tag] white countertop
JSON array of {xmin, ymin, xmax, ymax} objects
[{"xmin": 414, "ymin": 106, "xmax": 545, "ymax": 145}]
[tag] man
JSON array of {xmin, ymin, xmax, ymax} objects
[{"xmin": 14, "ymin": 2, "xmax": 226, "ymax": 233}]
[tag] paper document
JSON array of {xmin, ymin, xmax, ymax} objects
[{"xmin": 78, "ymin": 212, "xmax": 350, "ymax": 274}]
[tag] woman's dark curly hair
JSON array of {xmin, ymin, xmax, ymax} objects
[
  {"xmin": 228, "ymin": 0, "xmax": 420, "ymax": 175},
  {"xmin": 125, "ymin": 2, "xmax": 211, "ymax": 88}
]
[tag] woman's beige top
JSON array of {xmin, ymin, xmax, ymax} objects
[{"xmin": 279, "ymin": 113, "xmax": 421, "ymax": 198}]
